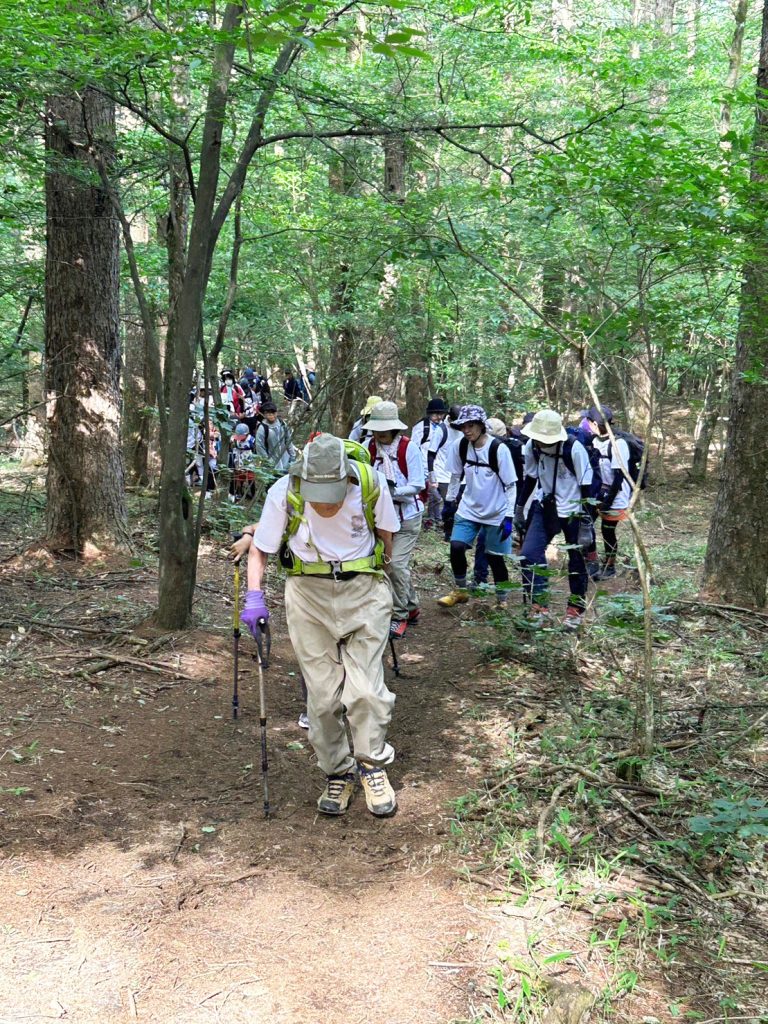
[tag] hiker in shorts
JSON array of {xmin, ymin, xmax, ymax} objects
[
  {"xmin": 516, "ymin": 409, "xmax": 594, "ymax": 631},
  {"xmin": 254, "ymin": 401, "xmax": 296, "ymax": 475},
  {"xmin": 586, "ymin": 405, "xmax": 630, "ymax": 580},
  {"xmin": 235, "ymin": 434, "xmax": 401, "ymax": 818},
  {"xmin": 410, "ymin": 397, "xmax": 450, "ymax": 530},
  {"xmin": 366, "ymin": 401, "xmax": 425, "ymax": 638},
  {"xmin": 437, "ymin": 405, "xmax": 517, "ymax": 608},
  {"xmin": 349, "ymin": 395, "xmax": 383, "ymax": 443}
]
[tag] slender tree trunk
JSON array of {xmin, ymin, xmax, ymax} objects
[
  {"xmin": 123, "ymin": 303, "xmax": 151, "ymax": 486},
  {"xmin": 702, "ymin": 0, "xmax": 768, "ymax": 607},
  {"xmin": 540, "ymin": 263, "xmax": 564, "ymax": 405},
  {"xmin": 44, "ymin": 86, "xmax": 128, "ymax": 554},
  {"xmin": 690, "ymin": 374, "xmax": 721, "ymax": 481}
]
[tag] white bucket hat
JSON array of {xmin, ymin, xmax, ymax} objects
[
  {"xmin": 367, "ymin": 401, "xmax": 408, "ymax": 433},
  {"xmin": 521, "ymin": 409, "xmax": 568, "ymax": 444}
]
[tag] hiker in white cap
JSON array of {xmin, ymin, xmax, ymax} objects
[
  {"xmin": 437, "ymin": 404, "xmax": 517, "ymax": 608},
  {"xmin": 366, "ymin": 401, "xmax": 426, "ymax": 638},
  {"xmin": 349, "ymin": 394, "xmax": 383, "ymax": 443},
  {"xmin": 515, "ymin": 409, "xmax": 594, "ymax": 631},
  {"xmin": 234, "ymin": 433, "xmax": 401, "ymax": 818}
]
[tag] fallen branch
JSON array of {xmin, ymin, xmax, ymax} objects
[{"xmin": 536, "ymin": 772, "xmax": 580, "ymax": 859}]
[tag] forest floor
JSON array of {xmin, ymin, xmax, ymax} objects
[{"xmin": 0, "ymin": 423, "xmax": 766, "ymax": 1024}]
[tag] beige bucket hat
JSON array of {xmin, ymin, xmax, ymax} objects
[
  {"xmin": 367, "ymin": 401, "xmax": 408, "ymax": 433},
  {"xmin": 521, "ymin": 409, "xmax": 568, "ymax": 444}
]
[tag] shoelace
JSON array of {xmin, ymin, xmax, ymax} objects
[
  {"xmin": 327, "ymin": 777, "xmax": 349, "ymax": 799},
  {"xmin": 362, "ymin": 768, "xmax": 386, "ymax": 794}
]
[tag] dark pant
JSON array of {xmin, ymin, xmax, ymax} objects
[
  {"xmin": 601, "ymin": 519, "xmax": 618, "ymax": 557},
  {"xmin": 474, "ymin": 532, "xmax": 489, "ymax": 584},
  {"xmin": 520, "ymin": 501, "xmax": 587, "ymax": 608}
]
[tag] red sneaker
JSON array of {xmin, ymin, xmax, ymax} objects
[
  {"xmin": 389, "ymin": 619, "xmax": 408, "ymax": 639},
  {"xmin": 407, "ymin": 608, "xmax": 420, "ymax": 624}
]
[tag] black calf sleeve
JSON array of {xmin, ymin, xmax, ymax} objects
[
  {"xmin": 450, "ymin": 540, "xmax": 469, "ymax": 580},
  {"xmin": 601, "ymin": 520, "xmax": 618, "ymax": 557},
  {"xmin": 486, "ymin": 552, "xmax": 508, "ymax": 584}
]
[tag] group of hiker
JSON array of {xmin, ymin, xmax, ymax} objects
[
  {"xmin": 187, "ymin": 366, "xmax": 315, "ymax": 500},
  {"xmin": 230, "ymin": 391, "xmax": 645, "ymax": 820}
]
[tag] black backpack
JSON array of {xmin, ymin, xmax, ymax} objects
[
  {"xmin": 420, "ymin": 417, "xmax": 448, "ymax": 453},
  {"xmin": 459, "ymin": 436, "xmax": 520, "ymax": 486},
  {"xmin": 608, "ymin": 430, "xmax": 648, "ymax": 488}
]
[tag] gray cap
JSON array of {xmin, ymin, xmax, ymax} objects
[{"xmin": 289, "ymin": 433, "xmax": 351, "ymax": 503}]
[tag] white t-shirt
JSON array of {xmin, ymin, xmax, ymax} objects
[
  {"xmin": 594, "ymin": 437, "xmax": 631, "ymax": 512},
  {"xmin": 368, "ymin": 437, "xmax": 425, "ymax": 522},
  {"xmin": 253, "ymin": 467, "xmax": 400, "ymax": 563},
  {"xmin": 410, "ymin": 418, "xmax": 450, "ymax": 484},
  {"xmin": 522, "ymin": 439, "xmax": 592, "ymax": 517},
  {"xmin": 445, "ymin": 436, "xmax": 517, "ymax": 525}
]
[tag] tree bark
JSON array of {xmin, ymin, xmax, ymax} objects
[
  {"xmin": 122, "ymin": 303, "xmax": 151, "ymax": 486},
  {"xmin": 44, "ymin": 85, "xmax": 128, "ymax": 554},
  {"xmin": 702, "ymin": 0, "xmax": 768, "ymax": 606},
  {"xmin": 690, "ymin": 373, "xmax": 721, "ymax": 481}
]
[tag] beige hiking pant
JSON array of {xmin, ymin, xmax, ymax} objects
[
  {"xmin": 389, "ymin": 512, "xmax": 422, "ymax": 620},
  {"xmin": 284, "ymin": 573, "xmax": 395, "ymax": 776}
]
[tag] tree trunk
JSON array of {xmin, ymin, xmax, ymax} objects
[
  {"xmin": 690, "ymin": 374, "xmax": 721, "ymax": 481},
  {"xmin": 702, "ymin": 0, "xmax": 768, "ymax": 607},
  {"xmin": 44, "ymin": 86, "xmax": 127, "ymax": 554},
  {"xmin": 123, "ymin": 302, "xmax": 151, "ymax": 487},
  {"xmin": 540, "ymin": 263, "xmax": 564, "ymax": 406}
]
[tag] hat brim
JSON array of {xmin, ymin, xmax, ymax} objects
[
  {"xmin": 299, "ymin": 478, "xmax": 349, "ymax": 504},
  {"xmin": 369, "ymin": 419, "xmax": 408, "ymax": 433},
  {"xmin": 521, "ymin": 423, "xmax": 568, "ymax": 443}
]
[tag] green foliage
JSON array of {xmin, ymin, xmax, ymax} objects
[{"xmin": 690, "ymin": 798, "xmax": 768, "ymax": 841}]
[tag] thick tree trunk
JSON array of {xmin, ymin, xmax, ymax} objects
[
  {"xmin": 44, "ymin": 87, "xmax": 127, "ymax": 554},
  {"xmin": 702, "ymin": 0, "xmax": 768, "ymax": 607}
]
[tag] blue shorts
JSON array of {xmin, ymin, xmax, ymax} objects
[{"xmin": 450, "ymin": 514, "xmax": 512, "ymax": 556}]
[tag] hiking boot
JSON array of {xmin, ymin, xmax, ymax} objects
[
  {"xmin": 317, "ymin": 771, "xmax": 357, "ymax": 815},
  {"xmin": 586, "ymin": 553, "xmax": 601, "ymax": 581},
  {"xmin": 596, "ymin": 557, "xmax": 617, "ymax": 580},
  {"xmin": 358, "ymin": 762, "xmax": 397, "ymax": 817},
  {"xmin": 563, "ymin": 606, "xmax": 585, "ymax": 632},
  {"xmin": 407, "ymin": 608, "xmax": 420, "ymax": 625},
  {"xmin": 297, "ymin": 711, "xmax": 309, "ymax": 730},
  {"xmin": 527, "ymin": 603, "xmax": 550, "ymax": 628},
  {"xmin": 389, "ymin": 619, "xmax": 408, "ymax": 639},
  {"xmin": 438, "ymin": 588, "xmax": 469, "ymax": 608}
]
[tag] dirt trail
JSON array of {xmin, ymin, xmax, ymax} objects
[{"xmin": 0, "ymin": 552, "xmax": 502, "ymax": 1023}]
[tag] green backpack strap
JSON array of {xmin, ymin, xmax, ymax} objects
[{"xmin": 352, "ymin": 462, "xmax": 384, "ymax": 568}]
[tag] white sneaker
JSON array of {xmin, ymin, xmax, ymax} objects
[
  {"xmin": 297, "ymin": 711, "xmax": 309, "ymax": 730},
  {"xmin": 358, "ymin": 762, "xmax": 397, "ymax": 817}
]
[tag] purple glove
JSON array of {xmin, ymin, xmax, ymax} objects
[
  {"xmin": 240, "ymin": 589, "xmax": 269, "ymax": 637},
  {"xmin": 500, "ymin": 516, "xmax": 513, "ymax": 541}
]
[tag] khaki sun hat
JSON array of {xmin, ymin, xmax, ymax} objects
[
  {"xmin": 360, "ymin": 394, "xmax": 384, "ymax": 417},
  {"xmin": 486, "ymin": 417, "xmax": 507, "ymax": 438},
  {"xmin": 367, "ymin": 401, "xmax": 408, "ymax": 433},
  {"xmin": 521, "ymin": 409, "xmax": 568, "ymax": 444},
  {"xmin": 289, "ymin": 433, "xmax": 351, "ymax": 503}
]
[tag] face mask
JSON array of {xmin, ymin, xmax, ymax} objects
[{"xmin": 538, "ymin": 442, "xmax": 559, "ymax": 455}]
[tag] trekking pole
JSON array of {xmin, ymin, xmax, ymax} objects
[
  {"xmin": 232, "ymin": 550, "xmax": 242, "ymax": 720},
  {"xmin": 389, "ymin": 636, "xmax": 400, "ymax": 678},
  {"xmin": 254, "ymin": 619, "xmax": 272, "ymax": 818}
]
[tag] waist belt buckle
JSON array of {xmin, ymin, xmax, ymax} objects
[{"xmin": 330, "ymin": 560, "xmax": 343, "ymax": 580}]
